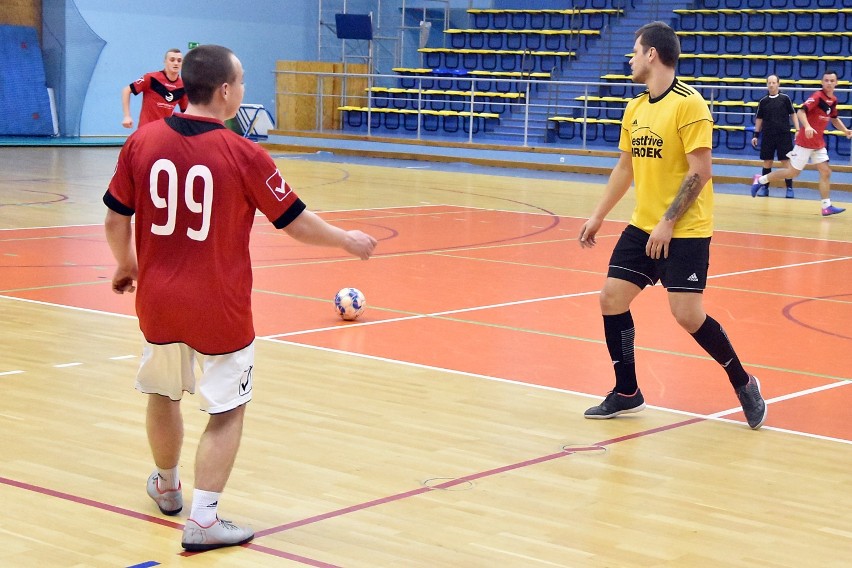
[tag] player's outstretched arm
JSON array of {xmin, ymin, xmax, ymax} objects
[
  {"xmin": 121, "ymin": 86, "xmax": 134, "ymax": 129},
  {"xmin": 283, "ymin": 209, "xmax": 377, "ymax": 260},
  {"xmin": 579, "ymin": 151, "xmax": 633, "ymax": 249},
  {"xmin": 104, "ymin": 209, "xmax": 138, "ymax": 293}
]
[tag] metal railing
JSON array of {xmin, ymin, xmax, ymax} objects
[{"xmin": 273, "ymin": 68, "xmax": 852, "ymax": 161}]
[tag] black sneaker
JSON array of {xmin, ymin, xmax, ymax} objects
[
  {"xmin": 584, "ymin": 390, "xmax": 645, "ymax": 419},
  {"xmin": 735, "ymin": 375, "xmax": 767, "ymax": 430}
]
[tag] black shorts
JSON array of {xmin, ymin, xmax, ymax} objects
[
  {"xmin": 759, "ymin": 131, "xmax": 794, "ymax": 162},
  {"xmin": 607, "ymin": 225, "xmax": 710, "ymax": 293}
]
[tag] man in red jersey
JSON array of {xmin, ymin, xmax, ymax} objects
[
  {"xmin": 104, "ymin": 44, "xmax": 377, "ymax": 551},
  {"xmin": 750, "ymin": 70, "xmax": 852, "ymax": 216},
  {"xmin": 121, "ymin": 48, "xmax": 189, "ymax": 129}
]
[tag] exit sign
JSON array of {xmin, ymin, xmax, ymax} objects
[{"xmin": 188, "ymin": 42, "xmax": 199, "ymax": 49}]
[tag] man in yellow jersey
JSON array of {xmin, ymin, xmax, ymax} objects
[{"xmin": 577, "ymin": 22, "xmax": 766, "ymax": 429}]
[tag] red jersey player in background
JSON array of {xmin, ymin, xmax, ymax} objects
[
  {"xmin": 751, "ymin": 70, "xmax": 852, "ymax": 216},
  {"xmin": 104, "ymin": 44, "xmax": 377, "ymax": 551},
  {"xmin": 121, "ymin": 48, "xmax": 189, "ymax": 129}
]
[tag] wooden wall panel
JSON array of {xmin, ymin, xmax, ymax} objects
[
  {"xmin": 276, "ymin": 60, "xmax": 367, "ymax": 131},
  {"xmin": 0, "ymin": 0, "xmax": 41, "ymax": 38}
]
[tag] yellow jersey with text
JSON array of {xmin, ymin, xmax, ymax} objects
[{"xmin": 619, "ymin": 79, "xmax": 714, "ymax": 238}]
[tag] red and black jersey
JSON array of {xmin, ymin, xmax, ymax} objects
[
  {"xmin": 104, "ymin": 114, "xmax": 306, "ymax": 355},
  {"xmin": 795, "ymin": 89, "xmax": 838, "ymax": 150},
  {"xmin": 129, "ymin": 70, "xmax": 189, "ymax": 126}
]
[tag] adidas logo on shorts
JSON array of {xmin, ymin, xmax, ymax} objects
[{"xmin": 687, "ymin": 273, "xmax": 699, "ymax": 282}]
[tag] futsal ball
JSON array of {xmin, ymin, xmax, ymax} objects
[{"xmin": 334, "ymin": 287, "xmax": 366, "ymax": 321}]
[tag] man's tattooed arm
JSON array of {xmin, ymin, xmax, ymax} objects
[{"xmin": 664, "ymin": 172, "xmax": 703, "ymax": 222}]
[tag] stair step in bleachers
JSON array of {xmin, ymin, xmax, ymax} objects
[
  {"xmin": 631, "ymin": 54, "xmax": 852, "ymax": 81},
  {"xmin": 338, "ymin": 106, "xmax": 499, "ymax": 135},
  {"xmin": 675, "ymin": 8, "xmax": 852, "ymax": 32},
  {"xmin": 419, "ymin": 48, "xmax": 575, "ymax": 73},
  {"xmin": 467, "ymin": 8, "xmax": 623, "ymax": 30},
  {"xmin": 677, "ymin": 31, "xmax": 852, "ymax": 56},
  {"xmin": 600, "ymin": 74, "xmax": 852, "ymax": 104},
  {"xmin": 367, "ymin": 87, "xmax": 524, "ymax": 115},
  {"xmin": 444, "ymin": 29, "xmax": 599, "ymax": 52},
  {"xmin": 696, "ymin": 0, "xmax": 852, "ymax": 8},
  {"xmin": 392, "ymin": 68, "xmax": 551, "ymax": 93},
  {"xmin": 548, "ymin": 115, "xmax": 850, "ymax": 155}
]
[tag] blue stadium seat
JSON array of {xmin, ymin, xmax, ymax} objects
[
  {"xmin": 748, "ymin": 58, "xmax": 768, "ymax": 77},
  {"xmin": 748, "ymin": 35, "xmax": 768, "ymax": 54},
  {"xmin": 724, "ymin": 35, "xmax": 744, "ymax": 54},
  {"xmin": 724, "ymin": 58, "xmax": 744, "ymax": 77},
  {"xmin": 678, "ymin": 13, "xmax": 697, "ymax": 31},
  {"xmin": 422, "ymin": 112, "xmax": 440, "ymax": 132},
  {"xmin": 383, "ymin": 112, "xmax": 401, "ymax": 131},
  {"xmin": 793, "ymin": 12, "xmax": 814, "ymax": 32},
  {"xmin": 510, "ymin": 13, "xmax": 527, "ymax": 30},
  {"xmin": 747, "ymin": 13, "xmax": 765, "ymax": 31},
  {"xmin": 442, "ymin": 113, "xmax": 460, "ymax": 133},
  {"xmin": 702, "ymin": 12, "xmax": 720, "ymax": 31},
  {"xmin": 471, "ymin": 12, "xmax": 489, "ymax": 30},
  {"xmin": 796, "ymin": 35, "xmax": 816, "ymax": 55},
  {"xmin": 798, "ymin": 59, "xmax": 821, "ymax": 80},
  {"xmin": 724, "ymin": 128, "xmax": 749, "ymax": 151},
  {"xmin": 403, "ymin": 112, "xmax": 420, "ymax": 132},
  {"xmin": 819, "ymin": 12, "xmax": 840, "ymax": 31},
  {"xmin": 529, "ymin": 12, "xmax": 547, "ymax": 30},
  {"xmin": 823, "ymin": 34, "xmax": 843, "ymax": 56},
  {"xmin": 701, "ymin": 35, "xmax": 720, "ymax": 53},
  {"xmin": 769, "ymin": 13, "xmax": 788, "ymax": 31},
  {"xmin": 492, "ymin": 13, "xmax": 508, "ymax": 30},
  {"xmin": 680, "ymin": 35, "xmax": 697, "ymax": 52},
  {"xmin": 722, "ymin": 12, "xmax": 743, "ymax": 31},
  {"xmin": 771, "ymin": 35, "xmax": 792, "ymax": 54}
]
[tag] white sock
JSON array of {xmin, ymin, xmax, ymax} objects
[
  {"xmin": 822, "ymin": 199, "xmax": 831, "ymax": 208},
  {"xmin": 190, "ymin": 489, "xmax": 221, "ymax": 526},
  {"xmin": 156, "ymin": 466, "xmax": 180, "ymax": 491},
  {"xmin": 758, "ymin": 175, "xmax": 769, "ymax": 185}
]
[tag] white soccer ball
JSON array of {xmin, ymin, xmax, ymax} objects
[{"xmin": 334, "ymin": 287, "xmax": 366, "ymax": 321}]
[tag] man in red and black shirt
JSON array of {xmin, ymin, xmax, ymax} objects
[
  {"xmin": 121, "ymin": 48, "xmax": 189, "ymax": 129},
  {"xmin": 105, "ymin": 45, "xmax": 376, "ymax": 551},
  {"xmin": 751, "ymin": 70, "xmax": 852, "ymax": 216}
]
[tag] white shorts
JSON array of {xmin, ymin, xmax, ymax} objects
[
  {"xmin": 135, "ymin": 341, "xmax": 255, "ymax": 414},
  {"xmin": 786, "ymin": 145, "xmax": 830, "ymax": 171}
]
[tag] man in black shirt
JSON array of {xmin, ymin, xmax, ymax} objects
[{"xmin": 751, "ymin": 75, "xmax": 799, "ymax": 198}]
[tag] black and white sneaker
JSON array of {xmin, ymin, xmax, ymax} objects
[
  {"xmin": 735, "ymin": 375, "xmax": 767, "ymax": 430},
  {"xmin": 584, "ymin": 389, "xmax": 646, "ymax": 419}
]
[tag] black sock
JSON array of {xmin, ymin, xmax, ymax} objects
[
  {"xmin": 785, "ymin": 179, "xmax": 793, "ymax": 189},
  {"xmin": 603, "ymin": 311, "xmax": 638, "ymax": 394},
  {"xmin": 690, "ymin": 315, "xmax": 750, "ymax": 388},
  {"xmin": 762, "ymin": 167, "xmax": 771, "ymax": 177}
]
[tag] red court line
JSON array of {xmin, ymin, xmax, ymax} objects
[
  {"xmin": 0, "ymin": 476, "xmax": 182, "ymax": 530},
  {"xmin": 0, "ymin": 416, "xmax": 706, "ymax": 566}
]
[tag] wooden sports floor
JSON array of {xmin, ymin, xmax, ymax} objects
[{"xmin": 1, "ymin": 146, "xmax": 851, "ymax": 567}]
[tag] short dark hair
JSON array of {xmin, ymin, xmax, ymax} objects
[
  {"xmin": 635, "ymin": 21, "xmax": 680, "ymax": 68},
  {"xmin": 182, "ymin": 44, "xmax": 238, "ymax": 105},
  {"xmin": 164, "ymin": 48, "xmax": 182, "ymax": 58},
  {"xmin": 823, "ymin": 70, "xmax": 839, "ymax": 79}
]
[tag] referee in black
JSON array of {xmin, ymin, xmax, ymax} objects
[{"xmin": 751, "ymin": 74, "xmax": 799, "ymax": 198}]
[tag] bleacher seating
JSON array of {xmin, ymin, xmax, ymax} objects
[
  {"xmin": 419, "ymin": 48, "xmax": 575, "ymax": 74},
  {"xmin": 675, "ymin": 8, "xmax": 852, "ymax": 32},
  {"xmin": 444, "ymin": 29, "xmax": 599, "ymax": 52},
  {"xmin": 337, "ymin": 0, "xmax": 852, "ymax": 158},
  {"xmin": 468, "ymin": 8, "xmax": 622, "ymax": 30}
]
